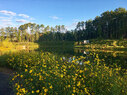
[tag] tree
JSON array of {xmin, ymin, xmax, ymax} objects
[
  {"xmin": 18, "ymin": 29, "xmax": 22, "ymax": 42},
  {"xmin": 0, "ymin": 28, "xmax": 5, "ymax": 41}
]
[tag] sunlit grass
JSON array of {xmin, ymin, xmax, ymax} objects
[
  {"xmin": 75, "ymin": 40, "xmax": 127, "ymax": 51},
  {"xmin": 0, "ymin": 40, "xmax": 39, "ymax": 51}
]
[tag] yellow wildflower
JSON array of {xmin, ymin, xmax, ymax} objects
[
  {"xmin": 36, "ymin": 90, "xmax": 40, "ymax": 93},
  {"xmin": 32, "ymin": 91, "xmax": 34, "ymax": 93},
  {"xmin": 29, "ymin": 70, "xmax": 32, "ymax": 73},
  {"xmin": 49, "ymin": 85, "xmax": 53, "ymax": 89},
  {"xmin": 44, "ymin": 89, "xmax": 48, "ymax": 92}
]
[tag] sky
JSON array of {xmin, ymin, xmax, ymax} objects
[{"xmin": 0, "ymin": 0, "xmax": 127, "ymax": 30}]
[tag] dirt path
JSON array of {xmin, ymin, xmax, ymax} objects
[{"xmin": 0, "ymin": 67, "xmax": 14, "ymax": 95}]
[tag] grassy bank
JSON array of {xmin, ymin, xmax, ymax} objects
[
  {"xmin": 0, "ymin": 41, "xmax": 39, "ymax": 67},
  {"xmin": 13, "ymin": 42, "xmax": 39, "ymax": 50},
  {"xmin": 75, "ymin": 39, "xmax": 127, "ymax": 51},
  {"xmin": 0, "ymin": 40, "xmax": 39, "ymax": 51}
]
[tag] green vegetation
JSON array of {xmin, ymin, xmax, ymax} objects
[
  {"xmin": 0, "ymin": 8, "xmax": 127, "ymax": 42},
  {"xmin": 0, "ymin": 39, "xmax": 14, "ymax": 50},
  {"xmin": 75, "ymin": 39, "xmax": 127, "ymax": 51},
  {"xmin": 0, "ymin": 39, "xmax": 39, "ymax": 52},
  {"xmin": 13, "ymin": 42, "xmax": 39, "ymax": 50},
  {"xmin": 75, "ymin": 7, "xmax": 127, "ymax": 40},
  {"xmin": 6, "ymin": 52, "xmax": 126, "ymax": 95}
]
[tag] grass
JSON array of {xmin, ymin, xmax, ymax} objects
[
  {"xmin": 0, "ymin": 40, "xmax": 39, "ymax": 51},
  {"xmin": 13, "ymin": 42, "xmax": 39, "ymax": 50},
  {"xmin": 75, "ymin": 39, "xmax": 127, "ymax": 51}
]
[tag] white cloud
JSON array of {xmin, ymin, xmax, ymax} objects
[
  {"xmin": 49, "ymin": 16, "xmax": 60, "ymax": 20},
  {"xmin": 30, "ymin": 17, "xmax": 35, "ymax": 20},
  {"xmin": 73, "ymin": 19, "xmax": 80, "ymax": 22},
  {"xmin": 18, "ymin": 14, "xmax": 29, "ymax": 18},
  {"xmin": 0, "ymin": 10, "xmax": 16, "ymax": 16},
  {"xmin": 0, "ymin": 16, "xmax": 12, "ymax": 21},
  {"xmin": 0, "ymin": 19, "xmax": 12, "ymax": 22},
  {"xmin": 65, "ymin": 19, "xmax": 80, "ymax": 30},
  {"xmin": 0, "ymin": 10, "xmax": 36, "ymax": 27},
  {"xmin": 4, "ymin": 22, "xmax": 13, "ymax": 26},
  {"xmin": 0, "ymin": 16, "xmax": 13, "ymax": 27},
  {"xmin": 0, "ymin": 16, "xmax": 8, "ymax": 19},
  {"xmin": 0, "ymin": 21, "xmax": 14, "ymax": 28},
  {"xmin": 16, "ymin": 19, "xmax": 28, "ymax": 23},
  {"xmin": 65, "ymin": 19, "xmax": 84, "ymax": 30},
  {"xmin": 66, "ymin": 22, "xmax": 78, "ymax": 30}
]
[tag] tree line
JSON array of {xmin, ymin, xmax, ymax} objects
[
  {"xmin": 75, "ymin": 7, "xmax": 127, "ymax": 40},
  {"xmin": 0, "ymin": 23, "xmax": 66, "ymax": 42},
  {"xmin": 39, "ymin": 7, "xmax": 127, "ymax": 41},
  {"xmin": 0, "ymin": 7, "xmax": 127, "ymax": 42}
]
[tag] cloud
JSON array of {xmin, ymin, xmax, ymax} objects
[
  {"xmin": 49, "ymin": 16, "xmax": 60, "ymax": 20},
  {"xmin": 0, "ymin": 16, "xmax": 8, "ymax": 19},
  {"xmin": 73, "ymin": 19, "xmax": 80, "ymax": 22},
  {"xmin": 0, "ymin": 16, "xmax": 12, "ymax": 21},
  {"xmin": 0, "ymin": 19, "xmax": 12, "ymax": 22},
  {"xmin": 0, "ymin": 16, "xmax": 13, "ymax": 27},
  {"xmin": 18, "ymin": 14, "xmax": 29, "ymax": 18},
  {"xmin": 30, "ymin": 17, "xmax": 35, "ymax": 20},
  {"xmin": 0, "ymin": 21, "xmax": 14, "ymax": 28},
  {"xmin": 65, "ymin": 19, "xmax": 83, "ymax": 30},
  {"xmin": 16, "ymin": 19, "xmax": 28, "ymax": 23},
  {"xmin": 3, "ymin": 22, "xmax": 13, "ymax": 26},
  {"xmin": 0, "ymin": 10, "xmax": 35, "ymax": 27},
  {"xmin": 66, "ymin": 22, "xmax": 78, "ymax": 30},
  {"xmin": 65, "ymin": 19, "xmax": 80, "ymax": 30},
  {"xmin": 0, "ymin": 20, "xmax": 14, "ymax": 27},
  {"xmin": 0, "ymin": 10, "xmax": 16, "ymax": 16}
]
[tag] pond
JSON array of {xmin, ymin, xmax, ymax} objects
[{"xmin": 37, "ymin": 46, "xmax": 127, "ymax": 69}]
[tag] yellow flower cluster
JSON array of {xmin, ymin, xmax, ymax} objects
[{"xmin": 8, "ymin": 52, "xmax": 127, "ymax": 95}]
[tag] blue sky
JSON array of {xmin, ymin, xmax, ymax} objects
[{"xmin": 0, "ymin": 0, "xmax": 127, "ymax": 30}]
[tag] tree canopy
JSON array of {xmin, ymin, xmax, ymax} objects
[{"xmin": 0, "ymin": 7, "xmax": 127, "ymax": 42}]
